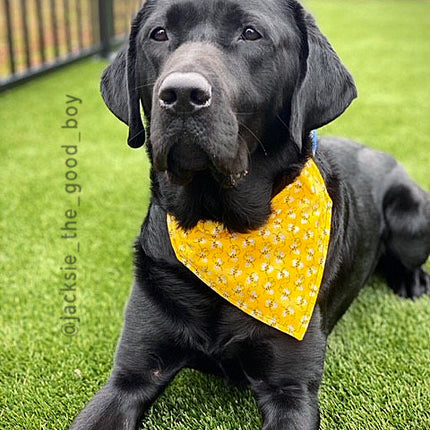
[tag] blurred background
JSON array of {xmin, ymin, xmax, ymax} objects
[{"xmin": 0, "ymin": 0, "xmax": 142, "ymax": 90}]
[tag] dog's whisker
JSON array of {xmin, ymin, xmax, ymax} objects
[
  {"xmin": 128, "ymin": 127, "xmax": 146, "ymax": 140},
  {"xmin": 276, "ymin": 114, "xmax": 290, "ymax": 131},
  {"xmin": 133, "ymin": 81, "xmax": 157, "ymax": 91},
  {"xmin": 233, "ymin": 111, "xmax": 261, "ymax": 115},
  {"xmin": 239, "ymin": 122, "xmax": 268, "ymax": 156}
]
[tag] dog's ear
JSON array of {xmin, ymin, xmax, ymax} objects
[
  {"xmin": 289, "ymin": 3, "xmax": 357, "ymax": 152},
  {"xmin": 100, "ymin": 12, "xmax": 146, "ymax": 148}
]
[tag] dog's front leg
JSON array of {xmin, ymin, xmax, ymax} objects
[
  {"xmin": 246, "ymin": 317, "xmax": 326, "ymax": 430},
  {"xmin": 254, "ymin": 378, "xmax": 321, "ymax": 430},
  {"xmin": 70, "ymin": 282, "xmax": 186, "ymax": 430}
]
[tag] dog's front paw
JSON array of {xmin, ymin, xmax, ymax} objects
[{"xmin": 69, "ymin": 382, "xmax": 143, "ymax": 430}]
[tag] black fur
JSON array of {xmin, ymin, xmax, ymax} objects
[{"xmin": 71, "ymin": 0, "xmax": 430, "ymax": 429}]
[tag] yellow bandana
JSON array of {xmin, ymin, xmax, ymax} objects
[{"xmin": 167, "ymin": 159, "xmax": 332, "ymax": 340}]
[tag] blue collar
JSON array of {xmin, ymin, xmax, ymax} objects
[{"xmin": 312, "ymin": 130, "xmax": 318, "ymax": 156}]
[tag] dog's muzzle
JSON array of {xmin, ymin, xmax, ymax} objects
[{"xmin": 150, "ymin": 43, "xmax": 249, "ymax": 187}]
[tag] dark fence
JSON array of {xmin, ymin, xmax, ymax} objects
[{"xmin": 0, "ymin": 0, "xmax": 142, "ymax": 91}]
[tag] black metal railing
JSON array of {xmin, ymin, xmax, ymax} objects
[{"xmin": 0, "ymin": 0, "xmax": 142, "ymax": 91}]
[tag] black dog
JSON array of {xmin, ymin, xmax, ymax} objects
[{"xmin": 71, "ymin": 0, "xmax": 430, "ymax": 428}]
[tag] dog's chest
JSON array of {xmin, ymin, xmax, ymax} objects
[{"xmin": 167, "ymin": 159, "xmax": 332, "ymax": 340}]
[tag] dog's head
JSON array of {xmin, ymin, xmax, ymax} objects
[{"xmin": 101, "ymin": 0, "xmax": 356, "ymax": 187}]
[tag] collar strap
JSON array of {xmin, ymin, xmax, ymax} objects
[{"xmin": 311, "ymin": 130, "xmax": 318, "ymax": 156}]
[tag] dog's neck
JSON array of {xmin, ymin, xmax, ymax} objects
[{"xmin": 153, "ymin": 137, "xmax": 309, "ymax": 233}]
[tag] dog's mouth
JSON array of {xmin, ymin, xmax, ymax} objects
[
  {"xmin": 153, "ymin": 128, "xmax": 250, "ymax": 188},
  {"xmin": 162, "ymin": 138, "xmax": 210, "ymax": 186},
  {"xmin": 163, "ymin": 143, "xmax": 249, "ymax": 188},
  {"xmin": 167, "ymin": 168, "xmax": 249, "ymax": 188}
]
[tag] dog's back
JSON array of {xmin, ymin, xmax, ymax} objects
[{"xmin": 316, "ymin": 137, "xmax": 430, "ymax": 331}]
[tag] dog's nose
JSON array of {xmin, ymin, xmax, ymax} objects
[{"xmin": 158, "ymin": 72, "xmax": 212, "ymax": 113}]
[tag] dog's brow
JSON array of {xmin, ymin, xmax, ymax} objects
[
  {"xmin": 163, "ymin": 0, "xmax": 248, "ymax": 33},
  {"xmin": 166, "ymin": 1, "xmax": 200, "ymax": 29}
]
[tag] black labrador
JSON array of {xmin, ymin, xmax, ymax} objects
[{"xmin": 70, "ymin": 0, "xmax": 430, "ymax": 428}]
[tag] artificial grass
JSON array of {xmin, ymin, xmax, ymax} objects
[{"xmin": 0, "ymin": 0, "xmax": 429, "ymax": 429}]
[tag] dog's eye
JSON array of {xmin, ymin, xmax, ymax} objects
[
  {"xmin": 241, "ymin": 27, "xmax": 262, "ymax": 41},
  {"xmin": 150, "ymin": 27, "xmax": 168, "ymax": 42}
]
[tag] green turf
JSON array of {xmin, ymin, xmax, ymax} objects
[{"xmin": 1, "ymin": 1, "xmax": 429, "ymax": 429}]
